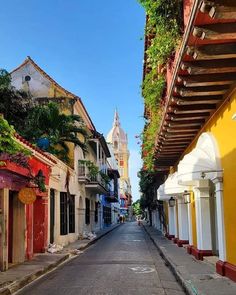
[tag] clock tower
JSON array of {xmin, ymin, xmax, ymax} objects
[{"xmin": 107, "ymin": 110, "xmax": 132, "ymax": 217}]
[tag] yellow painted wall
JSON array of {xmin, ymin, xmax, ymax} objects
[
  {"xmin": 182, "ymin": 91, "xmax": 236, "ymax": 264},
  {"xmin": 205, "ymin": 93, "xmax": 236, "ymax": 265}
]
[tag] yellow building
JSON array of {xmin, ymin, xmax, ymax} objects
[{"xmin": 142, "ymin": 0, "xmax": 236, "ymax": 282}]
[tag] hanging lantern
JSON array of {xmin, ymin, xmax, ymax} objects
[
  {"xmin": 183, "ymin": 191, "xmax": 191, "ymax": 204},
  {"xmin": 168, "ymin": 197, "xmax": 175, "ymax": 207},
  {"xmin": 18, "ymin": 187, "xmax": 36, "ymax": 204}
]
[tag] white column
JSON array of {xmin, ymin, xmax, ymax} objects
[
  {"xmin": 168, "ymin": 204, "xmax": 175, "ymax": 236},
  {"xmin": 194, "ymin": 180, "xmax": 212, "ymax": 251},
  {"xmin": 213, "ymin": 177, "xmax": 226, "ymax": 261},
  {"xmin": 174, "ymin": 203, "xmax": 178, "ymax": 238},
  {"xmin": 54, "ymin": 190, "xmax": 60, "ymax": 244},
  {"xmin": 187, "ymin": 195, "xmax": 193, "ymax": 245},
  {"xmin": 96, "ymin": 140, "xmax": 99, "ymax": 167},
  {"xmin": 177, "ymin": 197, "xmax": 189, "ymax": 241}
]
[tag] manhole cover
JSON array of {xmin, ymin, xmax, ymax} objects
[{"xmin": 129, "ymin": 266, "xmax": 155, "ymax": 274}]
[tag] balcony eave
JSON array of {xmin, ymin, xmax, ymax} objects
[{"xmin": 85, "ymin": 182, "xmax": 109, "ymax": 195}]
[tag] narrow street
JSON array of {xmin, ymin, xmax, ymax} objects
[{"xmin": 17, "ymin": 223, "xmax": 185, "ymax": 295}]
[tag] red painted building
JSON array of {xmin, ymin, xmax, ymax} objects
[{"xmin": 0, "ymin": 135, "xmax": 55, "ymax": 270}]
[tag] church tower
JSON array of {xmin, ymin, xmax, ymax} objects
[{"xmin": 107, "ymin": 110, "xmax": 132, "ymax": 217}]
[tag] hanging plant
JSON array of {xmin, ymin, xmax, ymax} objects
[
  {"xmin": 99, "ymin": 171, "xmax": 110, "ymax": 186},
  {"xmin": 0, "ymin": 116, "xmax": 30, "ymax": 156},
  {"xmin": 138, "ymin": 0, "xmax": 183, "ymax": 172},
  {"xmin": 33, "ymin": 169, "xmax": 46, "ymax": 192}
]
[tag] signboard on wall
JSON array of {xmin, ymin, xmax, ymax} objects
[{"xmin": 18, "ymin": 188, "xmax": 36, "ymax": 205}]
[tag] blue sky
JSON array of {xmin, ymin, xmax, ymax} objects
[{"xmin": 0, "ymin": 0, "xmax": 145, "ymax": 201}]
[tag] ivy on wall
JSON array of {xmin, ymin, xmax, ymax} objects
[{"xmin": 138, "ymin": 0, "xmax": 183, "ymax": 171}]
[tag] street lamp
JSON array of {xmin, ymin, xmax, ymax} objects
[
  {"xmin": 168, "ymin": 197, "xmax": 175, "ymax": 207},
  {"xmin": 183, "ymin": 191, "xmax": 191, "ymax": 204}
]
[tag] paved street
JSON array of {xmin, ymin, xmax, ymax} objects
[{"xmin": 17, "ymin": 223, "xmax": 185, "ymax": 295}]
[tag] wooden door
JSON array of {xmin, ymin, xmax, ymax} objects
[
  {"xmin": 50, "ymin": 189, "xmax": 55, "ymax": 244},
  {"xmin": 8, "ymin": 191, "xmax": 14, "ymax": 263}
]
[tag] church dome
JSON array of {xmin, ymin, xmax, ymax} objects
[{"xmin": 107, "ymin": 110, "xmax": 127, "ymax": 144}]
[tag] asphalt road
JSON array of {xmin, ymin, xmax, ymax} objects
[{"xmin": 17, "ymin": 222, "xmax": 185, "ymax": 295}]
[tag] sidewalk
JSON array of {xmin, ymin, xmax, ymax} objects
[
  {"xmin": 143, "ymin": 223, "xmax": 236, "ymax": 295},
  {"xmin": 0, "ymin": 224, "xmax": 120, "ymax": 295}
]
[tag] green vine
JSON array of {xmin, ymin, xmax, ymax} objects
[
  {"xmin": 0, "ymin": 116, "xmax": 30, "ymax": 156},
  {"xmin": 99, "ymin": 171, "xmax": 110, "ymax": 186},
  {"xmin": 138, "ymin": 0, "xmax": 183, "ymax": 171}
]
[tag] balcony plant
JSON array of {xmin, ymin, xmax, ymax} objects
[
  {"xmin": 78, "ymin": 159, "xmax": 99, "ymax": 180},
  {"xmin": 99, "ymin": 171, "xmax": 110, "ymax": 189},
  {"xmin": 138, "ymin": 0, "xmax": 183, "ymax": 171}
]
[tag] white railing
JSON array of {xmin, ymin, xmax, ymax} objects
[{"xmin": 78, "ymin": 162, "xmax": 90, "ymax": 179}]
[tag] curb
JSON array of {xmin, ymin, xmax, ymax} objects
[
  {"xmin": 0, "ymin": 254, "xmax": 70, "ymax": 295},
  {"xmin": 0, "ymin": 224, "xmax": 121, "ymax": 295},
  {"xmin": 142, "ymin": 224, "xmax": 199, "ymax": 295},
  {"xmin": 78, "ymin": 224, "xmax": 121, "ymax": 251}
]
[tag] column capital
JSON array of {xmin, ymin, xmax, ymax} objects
[
  {"xmin": 212, "ymin": 176, "xmax": 223, "ymax": 184},
  {"xmin": 194, "ymin": 179, "xmax": 210, "ymax": 197},
  {"xmin": 212, "ymin": 177, "xmax": 223, "ymax": 193}
]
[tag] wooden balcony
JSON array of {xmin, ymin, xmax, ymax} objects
[{"xmin": 144, "ymin": 0, "xmax": 236, "ymax": 171}]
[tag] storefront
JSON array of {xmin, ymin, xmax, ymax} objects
[{"xmin": 0, "ymin": 139, "xmax": 54, "ymax": 271}]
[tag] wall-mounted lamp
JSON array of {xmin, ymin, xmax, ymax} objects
[
  {"xmin": 168, "ymin": 197, "xmax": 175, "ymax": 207},
  {"xmin": 183, "ymin": 190, "xmax": 191, "ymax": 204}
]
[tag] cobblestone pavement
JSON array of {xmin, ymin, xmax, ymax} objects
[{"xmin": 17, "ymin": 222, "xmax": 185, "ymax": 295}]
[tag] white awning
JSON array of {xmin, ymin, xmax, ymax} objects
[
  {"xmin": 157, "ymin": 172, "xmax": 188, "ymax": 200},
  {"xmin": 164, "ymin": 172, "xmax": 188, "ymax": 195},
  {"xmin": 157, "ymin": 184, "xmax": 169, "ymax": 200},
  {"xmin": 177, "ymin": 132, "xmax": 222, "ymax": 185}
]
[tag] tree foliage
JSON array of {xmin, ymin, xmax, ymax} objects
[
  {"xmin": 0, "ymin": 69, "xmax": 34, "ymax": 133},
  {"xmin": 0, "ymin": 116, "xmax": 31, "ymax": 167},
  {"xmin": 138, "ymin": 169, "xmax": 156, "ymax": 208},
  {"xmin": 0, "ymin": 116, "xmax": 29, "ymax": 155},
  {"xmin": 23, "ymin": 102, "xmax": 88, "ymax": 163},
  {"xmin": 132, "ymin": 199, "xmax": 143, "ymax": 216}
]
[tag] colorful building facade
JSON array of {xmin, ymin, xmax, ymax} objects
[
  {"xmin": 10, "ymin": 57, "xmax": 114, "ymax": 248},
  {"xmin": 0, "ymin": 135, "xmax": 54, "ymax": 271},
  {"xmin": 142, "ymin": 0, "xmax": 236, "ymax": 283}
]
